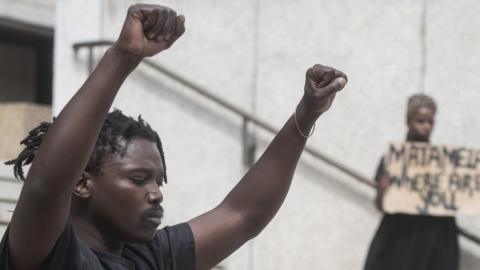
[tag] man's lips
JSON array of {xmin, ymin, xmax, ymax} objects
[
  {"xmin": 144, "ymin": 206, "xmax": 164, "ymax": 225},
  {"xmin": 146, "ymin": 217, "xmax": 162, "ymax": 225}
]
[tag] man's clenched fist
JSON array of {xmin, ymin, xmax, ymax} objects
[
  {"xmin": 303, "ymin": 64, "xmax": 347, "ymax": 114},
  {"xmin": 114, "ymin": 4, "xmax": 185, "ymax": 58}
]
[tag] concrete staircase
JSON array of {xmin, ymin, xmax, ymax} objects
[{"xmin": 0, "ymin": 162, "xmax": 21, "ymax": 237}]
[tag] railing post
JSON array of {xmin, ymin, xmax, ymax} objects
[
  {"xmin": 87, "ymin": 46, "xmax": 94, "ymax": 74},
  {"xmin": 241, "ymin": 116, "xmax": 257, "ymax": 268},
  {"xmin": 242, "ymin": 117, "xmax": 256, "ymax": 168}
]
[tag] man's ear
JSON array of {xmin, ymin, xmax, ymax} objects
[{"xmin": 73, "ymin": 172, "xmax": 93, "ymax": 199}]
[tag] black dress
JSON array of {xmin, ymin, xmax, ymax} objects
[{"xmin": 364, "ymin": 158, "xmax": 459, "ymax": 270}]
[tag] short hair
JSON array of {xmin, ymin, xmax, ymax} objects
[
  {"xmin": 5, "ymin": 109, "xmax": 167, "ymax": 183},
  {"xmin": 406, "ymin": 94, "xmax": 437, "ymax": 121}
]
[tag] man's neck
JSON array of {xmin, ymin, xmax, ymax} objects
[{"xmin": 71, "ymin": 216, "xmax": 124, "ymax": 255}]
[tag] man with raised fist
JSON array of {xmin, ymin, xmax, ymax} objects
[{"xmin": 0, "ymin": 4, "xmax": 347, "ymax": 270}]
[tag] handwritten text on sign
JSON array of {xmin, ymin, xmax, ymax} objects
[{"xmin": 383, "ymin": 143, "xmax": 480, "ymax": 216}]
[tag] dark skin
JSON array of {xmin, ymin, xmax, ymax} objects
[
  {"xmin": 375, "ymin": 106, "xmax": 435, "ymax": 211},
  {"xmin": 71, "ymin": 139, "xmax": 166, "ymax": 252},
  {"xmin": 7, "ymin": 4, "xmax": 347, "ymax": 270}
]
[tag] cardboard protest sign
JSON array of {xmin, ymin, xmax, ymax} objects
[{"xmin": 383, "ymin": 142, "xmax": 480, "ymax": 216}]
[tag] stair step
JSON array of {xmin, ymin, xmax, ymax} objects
[
  {"xmin": 0, "ymin": 226, "xmax": 6, "ymax": 238},
  {"xmin": 0, "ymin": 181, "xmax": 21, "ymax": 202},
  {"xmin": 0, "ymin": 201, "xmax": 15, "ymax": 225}
]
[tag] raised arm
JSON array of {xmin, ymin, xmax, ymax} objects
[
  {"xmin": 189, "ymin": 65, "xmax": 348, "ymax": 270},
  {"xmin": 7, "ymin": 5, "xmax": 184, "ymax": 270}
]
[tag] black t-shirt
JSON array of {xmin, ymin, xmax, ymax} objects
[{"xmin": 0, "ymin": 222, "xmax": 195, "ymax": 270}]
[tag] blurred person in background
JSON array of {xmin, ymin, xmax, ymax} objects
[{"xmin": 364, "ymin": 94, "xmax": 458, "ymax": 270}]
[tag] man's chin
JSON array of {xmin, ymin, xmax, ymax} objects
[{"xmin": 129, "ymin": 231, "xmax": 157, "ymax": 243}]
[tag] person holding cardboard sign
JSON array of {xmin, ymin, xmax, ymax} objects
[{"xmin": 364, "ymin": 94, "xmax": 458, "ymax": 270}]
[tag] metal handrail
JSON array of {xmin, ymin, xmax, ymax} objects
[
  {"xmin": 0, "ymin": 198, "xmax": 17, "ymax": 204},
  {"xmin": 72, "ymin": 40, "xmax": 480, "ymax": 246},
  {"xmin": 73, "ymin": 41, "xmax": 375, "ymax": 187},
  {"xmin": 0, "ymin": 177, "xmax": 20, "ymax": 183}
]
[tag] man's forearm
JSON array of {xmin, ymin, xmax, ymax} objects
[{"xmin": 221, "ymin": 106, "xmax": 312, "ymax": 238}]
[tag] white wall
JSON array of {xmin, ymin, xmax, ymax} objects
[
  {"xmin": 51, "ymin": 0, "xmax": 480, "ymax": 269},
  {"xmin": 0, "ymin": 0, "xmax": 55, "ymax": 27}
]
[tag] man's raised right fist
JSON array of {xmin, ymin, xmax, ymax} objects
[{"xmin": 114, "ymin": 4, "xmax": 186, "ymax": 58}]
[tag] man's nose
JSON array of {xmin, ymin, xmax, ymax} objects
[
  {"xmin": 425, "ymin": 123, "xmax": 433, "ymax": 131},
  {"xmin": 147, "ymin": 185, "xmax": 163, "ymax": 204}
]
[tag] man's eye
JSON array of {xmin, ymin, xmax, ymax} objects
[{"xmin": 131, "ymin": 176, "xmax": 147, "ymax": 183}]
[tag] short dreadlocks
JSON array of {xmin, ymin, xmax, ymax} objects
[{"xmin": 5, "ymin": 109, "xmax": 167, "ymax": 183}]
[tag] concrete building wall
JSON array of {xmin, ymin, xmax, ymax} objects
[
  {"xmin": 0, "ymin": 103, "xmax": 51, "ymax": 160},
  {"xmin": 0, "ymin": 0, "xmax": 471, "ymax": 269},
  {"xmin": 0, "ymin": 0, "xmax": 55, "ymax": 27},
  {"xmin": 0, "ymin": 0, "xmax": 55, "ymax": 240}
]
